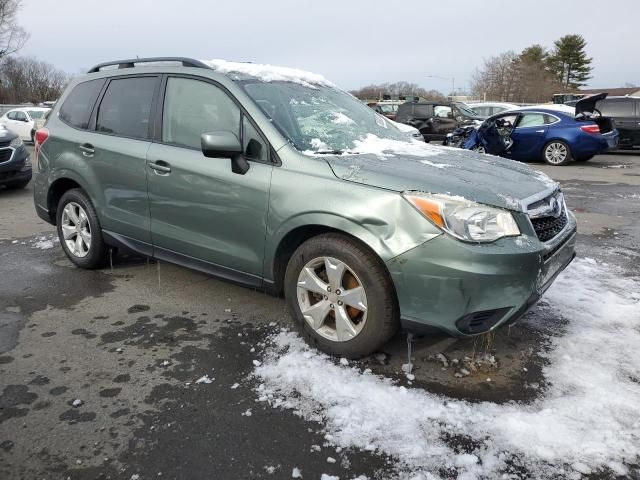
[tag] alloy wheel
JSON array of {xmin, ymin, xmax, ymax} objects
[
  {"xmin": 61, "ymin": 202, "xmax": 91, "ymax": 258},
  {"xmin": 545, "ymin": 142, "xmax": 568, "ymax": 165},
  {"xmin": 296, "ymin": 256, "xmax": 368, "ymax": 342}
]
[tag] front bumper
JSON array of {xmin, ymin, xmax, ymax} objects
[
  {"xmin": 386, "ymin": 213, "xmax": 577, "ymax": 337},
  {"xmin": 0, "ymin": 145, "xmax": 31, "ymax": 185}
]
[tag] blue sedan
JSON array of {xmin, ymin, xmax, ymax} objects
[{"xmin": 482, "ymin": 107, "xmax": 619, "ymax": 166}]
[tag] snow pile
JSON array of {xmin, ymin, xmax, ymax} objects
[
  {"xmin": 331, "ymin": 112, "xmax": 356, "ymax": 125},
  {"xmin": 202, "ymin": 59, "xmax": 333, "ymax": 88},
  {"xmin": 254, "ymin": 258, "xmax": 640, "ymax": 478},
  {"xmin": 350, "ymin": 134, "xmax": 446, "ymax": 159},
  {"xmin": 31, "ymin": 236, "xmax": 57, "ymax": 250}
]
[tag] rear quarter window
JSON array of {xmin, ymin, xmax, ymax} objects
[{"xmin": 59, "ymin": 79, "xmax": 106, "ymax": 129}]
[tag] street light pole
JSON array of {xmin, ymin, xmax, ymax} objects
[{"xmin": 426, "ymin": 75, "xmax": 455, "ymax": 99}]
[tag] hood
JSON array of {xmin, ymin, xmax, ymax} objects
[
  {"xmin": 321, "ymin": 141, "xmax": 558, "ymax": 212},
  {"xmin": 575, "ymin": 93, "xmax": 607, "ymax": 116}
]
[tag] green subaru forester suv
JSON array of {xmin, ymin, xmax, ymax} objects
[{"xmin": 33, "ymin": 57, "xmax": 576, "ymax": 358}]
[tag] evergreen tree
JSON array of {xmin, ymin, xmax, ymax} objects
[{"xmin": 547, "ymin": 34, "xmax": 593, "ymax": 88}]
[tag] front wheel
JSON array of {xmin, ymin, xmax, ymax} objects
[
  {"xmin": 284, "ymin": 233, "xmax": 399, "ymax": 358},
  {"xmin": 543, "ymin": 140, "xmax": 572, "ymax": 166},
  {"xmin": 56, "ymin": 189, "xmax": 108, "ymax": 269}
]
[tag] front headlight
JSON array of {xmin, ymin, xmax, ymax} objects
[
  {"xmin": 403, "ymin": 192, "xmax": 520, "ymax": 242},
  {"xmin": 9, "ymin": 136, "xmax": 23, "ymax": 148}
]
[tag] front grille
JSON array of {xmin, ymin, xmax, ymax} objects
[
  {"xmin": 0, "ymin": 148, "xmax": 12, "ymax": 163},
  {"xmin": 531, "ymin": 212, "xmax": 568, "ymax": 242}
]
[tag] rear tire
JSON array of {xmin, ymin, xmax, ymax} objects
[
  {"xmin": 542, "ymin": 140, "xmax": 572, "ymax": 166},
  {"xmin": 284, "ymin": 233, "xmax": 399, "ymax": 358},
  {"xmin": 56, "ymin": 189, "xmax": 108, "ymax": 269}
]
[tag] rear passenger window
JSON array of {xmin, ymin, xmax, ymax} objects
[
  {"xmin": 598, "ymin": 100, "xmax": 634, "ymax": 117},
  {"xmin": 59, "ymin": 79, "xmax": 106, "ymax": 130},
  {"xmin": 518, "ymin": 113, "xmax": 546, "ymax": 127},
  {"xmin": 162, "ymin": 77, "xmax": 240, "ymax": 150},
  {"xmin": 96, "ymin": 77, "xmax": 157, "ymax": 140}
]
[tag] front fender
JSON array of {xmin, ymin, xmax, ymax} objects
[{"xmin": 263, "ymin": 163, "xmax": 441, "ymax": 281}]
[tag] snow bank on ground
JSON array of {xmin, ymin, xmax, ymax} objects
[
  {"xmin": 202, "ymin": 59, "xmax": 333, "ymax": 88},
  {"xmin": 254, "ymin": 258, "xmax": 640, "ymax": 478}
]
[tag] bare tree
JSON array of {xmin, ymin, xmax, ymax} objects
[
  {"xmin": 0, "ymin": 0, "xmax": 28, "ymax": 59},
  {"xmin": 350, "ymin": 82, "xmax": 445, "ymax": 102},
  {"xmin": 0, "ymin": 56, "xmax": 68, "ymax": 103}
]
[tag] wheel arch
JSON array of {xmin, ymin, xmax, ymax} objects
[
  {"xmin": 268, "ymin": 222, "xmax": 396, "ymax": 297},
  {"xmin": 46, "ymin": 174, "xmax": 88, "ymax": 225}
]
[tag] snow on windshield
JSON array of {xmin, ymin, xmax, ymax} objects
[
  {"xmin": 253, "ymin": 258, "xmax": 640, "ymax": 478},
  {"xmin": 202, "ymin": 59, "xmax": 334, "ymax": 89}
]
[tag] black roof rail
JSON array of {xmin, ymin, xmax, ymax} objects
[{"xmin": 87, "ymin": 57, "xmax": 211, "ymax": 73}]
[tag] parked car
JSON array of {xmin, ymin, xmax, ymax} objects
[
  {"xmin": 0, "ymin": 125, "xmax": 31, "ymax": 189},
  {"xmin": 450, "ymin": 94, "xmax": 618, "ymax": 165},
  {"xmin": 33, "ymin": 57, "xmax": 576, "ymax": 357},
  {"xmin": 0, "ymin": 107, "xmax": 51, "ymax": 142},
  {"xmin": 369, "ymin": 101, "xmax": 402, "ymax": 120},
  {"xmin": 588, "ymin": 96, "xmax": 639, "ymax": 149},
  {"xmin": 468, "ymin": 102, "xmax": 519, "ymax": 117},
  {"xmin": 395, "ymin": 101, "xmax": 483, "ymax": 142},
  {"xmin": 390, "ymin": 119, "xmax": 425, "ymax": 142}
]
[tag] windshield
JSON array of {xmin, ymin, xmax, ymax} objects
[
  {"xmin": 454, "ymin": 103, "xmax": 480, "ymax": 117},
  {"xmin": 241, "ymin": 81, "xmax": 408, "ymax": 153},
  {"xmin": 28, "ymin": 110, "xmax": 48, "ymax": 119}
]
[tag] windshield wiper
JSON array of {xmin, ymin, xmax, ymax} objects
[{"xmin": 315, "ymin": 149, "xmax": 346, "ymax": 155}]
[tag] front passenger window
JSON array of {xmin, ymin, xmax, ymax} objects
[{"xmin": 162, "ymin": 77, "xmax": 240, "ymax": 150}]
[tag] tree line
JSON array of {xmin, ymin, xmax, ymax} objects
[
  {"xmin": 351, "ymin": 34, "xmax": 593, "ymax": 104},
  {"xmin": 470, "ymin": 34, "xmax": 593, "ymax": 103},
  {"xmin": 0, "ymin": 0, "xmax": 68, "ymax": 104}
]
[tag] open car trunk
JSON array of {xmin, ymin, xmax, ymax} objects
[{"xmin": 574, "ymin": 92, "xmax": 614, "ymax": 133}]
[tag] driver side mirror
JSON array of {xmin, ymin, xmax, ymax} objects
[{"xmin": 201, "ymin": 131, "xmax": 250, "ymax": 175}]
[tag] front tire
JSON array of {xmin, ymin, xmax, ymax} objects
[
  {"xmin": 284, "ymin": 233, "xmax": 399, "ymax": 358},
  {"xmin": 543, "ymin": 140, "xmax": 572, "ymax": 166},
  {"xmin": 56, "ymin": 189, "xmax": 108, "ymax": 269}
]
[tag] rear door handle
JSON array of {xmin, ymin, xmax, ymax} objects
[
  {"xmin": 78, "ymin": 143, "xmax": 94, "ymax": 157},
  {"xmin": 149, "ymin": 161, "xmax": 171, "ymax": 175}
]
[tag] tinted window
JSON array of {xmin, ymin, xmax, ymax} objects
[
  {"xmin": 598, "ymin": 99, "xmax": 635, "ymax": 117},
  {"xmin": 96, "ymin": 77, "xmax": 156, "ymax": 139},
  {"xmin": 59, "ymin": 79, "xmax": 105, "ymax": 129},
  {"xmin": 413, "ymin": 105, "xmax": 431, "ymax": 117},
  {"xmin": 242, "ymin": 116, "xmax": 267, "ymax": 162},
  {"xmin": 162, "ymin": 77, "xmax": 240, "ymax": 149},
  {"xmin": 14, "ymin": 111, "xmax": 27, "ymax": 121}
]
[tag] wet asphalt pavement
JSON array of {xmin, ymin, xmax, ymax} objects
[{"xmin": 1, "ymin": 147, "xmax": 639, "ymax": 479}]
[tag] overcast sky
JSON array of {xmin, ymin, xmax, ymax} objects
[{"xmin": 17, "ymin": 0, "xmax": 639, "ymax": 92}]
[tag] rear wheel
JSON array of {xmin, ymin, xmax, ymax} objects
[
  {"xmin": 56, "ymin": 189, "xmax": 108, "ymax": 269},
  {"xmin": 284, "ymin": 233, "xmax": 399, "ymax": 358},
  {"xmin": 543, "ymin": 140, "xmax": 572, "ymax": 166}
]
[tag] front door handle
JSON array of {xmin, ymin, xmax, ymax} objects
[
  {"xmin": 78, "ymin": 143, "xmax": 95, "ymax": 157},
  {"xmin": 149, "ymin": 161, "xmax": 171, "ymax": 175}
]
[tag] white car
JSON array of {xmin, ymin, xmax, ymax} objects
[
  {"xmin": 468, "ymin": 102, "xmax": 519, "ymax": 117},
  {"xmin": 389, "ymin": 119, "xmax": 425, "ymax": 142},
  {"xmin": 0, "ymin": 107, "xmax": 51, "ymax": 142}
]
